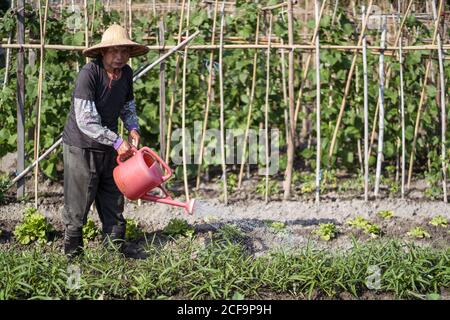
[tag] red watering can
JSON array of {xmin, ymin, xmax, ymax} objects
[{"xmin": 113, "ymin": 146, "xmax": 195, "ymax": 214}]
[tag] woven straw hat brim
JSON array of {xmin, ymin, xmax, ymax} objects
[{"xmin": 82, "ymin": 41, "xmax": 149, "ymax": 58}]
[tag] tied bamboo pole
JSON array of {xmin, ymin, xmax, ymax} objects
[
  {"xmin": 432, "ymin": 0, "xmax": 447, "ymax": 203},
  {"xmin": 165, "ymin": 0, "xmax": 186, "ymax": 162},
  {"xmin": 16, "ymin": 0, "xmax": 25, "ymax": 199},
  {"xmin": 218, "ymin": 1, "xmax": 228, "ymax": 204},
  {"xmin": 159, "ymin": 18, "xmax": 166, "ymax": 160},
  {"xmin": 181, "ymin": 0, "xmax": 191, "ymax": 203},
  {"xmin": 407, "ymin": 0, "xmax": 444, "ymax": 189},
  {"xmin": 284, "ymin": 0, "xmax": 295, "ymax": 200},
  {"xmin": 374, "ymin": 16, "xmax": 387, "ymax": 198},
  {"xmin": 327, "ymin": 0, "xmax": 373, "ymax": 163},
  {"xmin": 264, "ymin": 13, "xmax": 273, "ymax": 204},
  {"xmin": 83, "ymin": 0, "xmax": 88, "ymax": 64},
  {"xmin": 362, "ymin": 6, "xmax": 369, "ymax": 201},
  {"xmin": 34, "ymin": 0, "xmax": 49, "ymax": 208},
  {"xmin": 237, "ymin": 14, "xmax": 260, "ymax": 190},
  {"xmin": 195, "ymin": 0, "xmax": 219, "ymax": 189},
  {"xmin": 399, "ymin": 35, "xmax": 406, "ymax": 199},
  {"xmin": 314, "ymin": 0, "xmax": 321, "ymax": 203}
]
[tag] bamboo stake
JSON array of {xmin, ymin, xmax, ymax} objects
[
  {"xmin": 195, "ymin": 0, "xmax": 219, "ymax": 189},
  {"xmin": 280, "ymin": 38, "xmax": 290, "ymax": 156},
  {"xmin": 368, "ymin": 0, "xmax": 414, "ymax": 159},
  {"xmin": 284, "ymin": 0, "xmax": 294, "ymax": 200},
  {"xmin": 218, "ymin": 1, "xmax": 228, "ymax": 204},
  {"xmin": 433, "ymin": 0, "xmax": 447, "ymax": 202},
  {"xmin": 362, "ymin": 6, "xmax": 369, "ymax": 201},
  {"xmin": 399, "ymin": 33, "xmax": 406, "ymax": 199},
  {"xmin": 264, "ymin": 13, "xmax": 273, "ymax": 204},
  {"xmin": 90, "ymin": 0, "xmax": 96, "ymax": 38},
  {"xmin": 2, "ymin": 0, "xmax": 14, "ymax": 90},
  {"xmin": 293, "ymin": 0, "xmax": 327, "ymax": 130},
  {"xmin": 181, "ymin": 0, "xmax": 191, "ymax": 203},
  {"xmin": 34, "ymin": 0, "xmax": 49, "ymax": 208},
  {"xmin": 159, "ymin": 18, "xmax": 166, "ymax": 160},
  {"xmin": 237, "ymin": 14, "xmax": 260, "ymax": 190},
  {"xmin": 315, "ymin": 0, "xmax": 321, "ymax": 203},
  {"xmin": 83, "ymin": 0, "xmax": 88, "ymax": 64},
  {"xmin": 374, "ymin": 16, "xmax": 387, "ymax": 198},
  {"xmin": 327, "ymin": 0, "xmax": 373, "ymax": 163},
  {"xmin": 407, "ymin": 0, "xmax": 444, "ymax": 189},
  {"xmin": 165, "ymin": 0, "xmax": 186, "ymax": 161}
]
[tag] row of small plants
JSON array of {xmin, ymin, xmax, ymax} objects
[
  {"xmin": 0, "ymin": 231, "xmax": 448, "ymax": 299},
  {"xmin": 312, "ymin": 211, "xmax": 449, "ymax": 241},
  {"xmin": 4, "ymin": 207, "xmax": 448, "ymax": 247}
]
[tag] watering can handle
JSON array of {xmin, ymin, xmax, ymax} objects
[
  {"xmin": 141, "ymin": 146, "xmax": 172, "ymax": 182},
  {"xmin": 116, "ymin": 146, "xmax": 138, "ymax": 165}
]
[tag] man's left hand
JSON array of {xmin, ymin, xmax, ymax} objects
[{"xmin": 128, "ymin": 129, "xmax": 140, "ymax": 148}]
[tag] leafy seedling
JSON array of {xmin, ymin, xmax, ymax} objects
[
  {"xmin": 407, "ymin": 227, "xmax": 431, "ymax": 239},
  {"xmin": 83, "ymin": 218, "xmax": 99, "ymax": 243},
  {"xmin": 378, "ymin": 210, "xmax": 394, "ymax": 219},
  {"xmin": 347, "ymin": 216, "xmax": 381, "ymax": 237},
  {"xmin": 429, "ymin": 215, "xmax": 448, "ymax": 228},
  {"xmin": 313, "ymin": 223, "xmax": 337, "ymax": 241},
  {"xmin": 265, "ymin": 220, "xmax": 287, "ymax": 233},
  {"xmin": 14, "ymin": 207, "xmax": 54, "ymax": 245},
  {"xmin": 126, "ymin": 218, "xmax": 144, "ymax": 241},
  {"xmin": 163, "ymin": 218, "xmax": 195, "ymax": 238}
]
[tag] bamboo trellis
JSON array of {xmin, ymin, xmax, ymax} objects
[{"xmin": 2, "ymin": 0, "xmax": 448, "ymax": 205}]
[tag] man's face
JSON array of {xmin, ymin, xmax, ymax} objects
[{"xmin": 102, "ymin": 46, "xmax": 130, "ymax": 69}]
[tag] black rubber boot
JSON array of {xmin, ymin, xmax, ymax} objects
[{"xmin": 64, "ymin": 233, "xmax": 83, "ymax": 258}]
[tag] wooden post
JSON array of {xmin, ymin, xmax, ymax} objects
[
  {"xmin": 218, "ymin": 1, "xmax": 228, "ymax": 204},
  {"xmin": 264, "ymin": 13, "xmax": 273, "ymax": 203},
  {"xmin": 34, "ymin": 0, "xmax": 49, "ymax": 208},
  {"xmin": 16, "ymin": 0, "xmax": 25, "ymax": 199},
  {"xmin": 374, "ymin": 16, "xmax": 386, "ymax": 198},
  {"xmin": 159, "ymin": 18, "xmax": 166, "ymax": 159},
  {"xmin": 181, "ymin": 0, "xmax": 191, "ymax": 203},
  {"xmin": 315, "ymin": 0, "xmax": 321, "ymax": 203},
  {"xmin": 284, "ymin": 0, "xmax": 295, "ymax": 200},
  {"xmin": 362, "ymin": 6, "xmax": 369, "ymax": 201},
  {"xmin": 195, "ymin": 0, "xmax": 219, "ymax": 189}
]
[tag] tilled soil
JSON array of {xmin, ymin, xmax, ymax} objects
[{"xmin": 1, "ymin": 181, "xmax": 449, "ymax": 255}]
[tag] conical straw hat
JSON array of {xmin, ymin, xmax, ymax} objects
[{"xmin": 82, "ymin": 24, "xmax": 149, "ymax": 58}]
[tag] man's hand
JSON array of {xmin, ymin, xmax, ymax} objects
[
  {"xmin": 128, "ymin": 129, "xmax": 140, "ymax": 148},
  {"xmin": 117, "ymin": 139, "xmax": 134, "ymax": 160}
]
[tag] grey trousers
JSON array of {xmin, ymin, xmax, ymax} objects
[{"xmin": 63, "ymin": 143, "xmax": 125, "ymax": 239}]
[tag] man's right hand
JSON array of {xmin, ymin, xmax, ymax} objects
[{"xmin": 117, "ymin": 139, "xmax": 134, "ymax": 160}]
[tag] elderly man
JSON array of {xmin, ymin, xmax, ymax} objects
[{"xmin": 62, "ymin": 24, "xmax": 149, "ymax": 257}]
